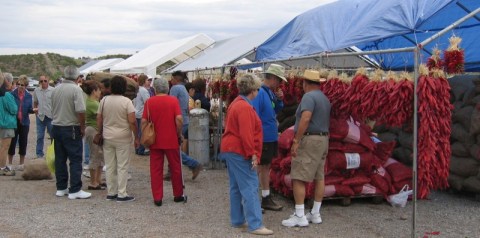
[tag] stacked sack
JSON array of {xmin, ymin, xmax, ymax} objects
[
  {"xmin": 271, "ymin": 116, "xmax": 412, "ymax": 200},
  {"xmin": 448, "ymin": 75, "xmax": 480, "ymax": 194}
]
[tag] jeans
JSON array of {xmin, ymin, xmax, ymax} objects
[
  {"xmin": 221, "ymin": 152, "xmax": 263, "ymax": 232},
  {"xmin": 83, "ymin": 139, "xmax": 90, "ymax": 165},
  {"xmin": 181, "ymin": 151, "xmax": 199, "ymax": 170},
  {"xmin": 35, "ymin": 116, "xmax": 52, "ymax": 157},
  {"xmin": 52, "ymin": 125, "xmax": 83, "ymax": 193},
  {"xmin": 135, "ymin": 118, "xmax": 146, "ymax": 155}
]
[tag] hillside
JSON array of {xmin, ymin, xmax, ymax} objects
[{"xmin": 0, "ymin": 53, "xmax": 84, "ymax": 79}]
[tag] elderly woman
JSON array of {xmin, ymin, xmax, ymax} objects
[
  {"xmin": 220, "ymin": 74, "xmax": 273, "ymax": 236},
  {"xmin": 142, "ymin": 78, "xmax": 187, "ymax": 206},
  {"xmin": 81, "ymin": 80, "xmax": 104, "ymax": 190},
  {"xmin": 0, "ymin": 73, "xmax": 17, "ymax": 176},
  {"xmin": 8, "ymin": 75, "xmax": 34, "ymax": 171},
  {"xmin": 97, "ymin": 76, "xmax": 139, "ymax": 202}
]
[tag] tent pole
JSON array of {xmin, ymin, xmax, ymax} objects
[
  {"xmin": 419, "ymin": 7, "xmax": 480, "ymax": 48},
  {"xmin": 412, "ymin": 47, "xmax": 420, "ymax": 238},
  {"xmin": 212, "ymin": 66, "xmax": 226, "ymax": 169}
]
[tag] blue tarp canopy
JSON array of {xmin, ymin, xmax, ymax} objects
[{"xmin": 255, "ymin": 0, "xmax": 480, "ymax": 71}]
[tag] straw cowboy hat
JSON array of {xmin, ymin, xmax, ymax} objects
[
  {"xmin": 301, "ymin": 70, "xmax": 327, "ymax": 83},
  {"xmin": 264, "ymin": 64, "xmax": 287, "ymax": 82}
]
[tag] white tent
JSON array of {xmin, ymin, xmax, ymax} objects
[
  {"xmin": 79, "ymin": 58, "xmax": 124, "ymax": 74},
  {"xmin": 110, "ymin": 34, "xmax": 214, "ymax": 76},
  {"xmin": 168, "ymin": 31, "xmax": 276, "ymax": 72}
]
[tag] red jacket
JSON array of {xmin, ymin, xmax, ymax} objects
[{"xmin": 221, "ymin": 96, "xmax": 263, "ymax": 162}]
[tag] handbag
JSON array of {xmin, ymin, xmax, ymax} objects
[
  {"xmin": 140, "ymin": 101, "xmax": 155, "ymax": 147},
  {"xmin": 93, "ymin": 98, "xmax": 105, "ymax": 146}
]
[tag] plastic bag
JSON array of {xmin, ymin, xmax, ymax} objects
[
  {"xmin": 46, "ymin": 140, "xmax": 55, "ymax": 174},
  {"xmin": 387, "ymin": 184, "xmax": 413, "ymax": 208}
]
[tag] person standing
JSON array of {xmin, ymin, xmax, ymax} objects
[
  {"xmin": 51, "ymin": 66, "xmax": 91, "ymax": 200},
  {"xmin": 169, "ymin": 71, "xmax": 202, "ymax": 179},
  {"xmin": 97, "ymin": 75, "xmax": 139, "ymax": 202},
  {"xmin": 281, "ymin": 70, "xmax": 330, "ymax": 227},
  {"xmin": 143, "ymin": 78, "xmax": 187, "ymax": 206},
  {"xmin": 134, "ymin": 74, "xmax": 151, "ymax": 156},
  {"xmin": 8, "ymin": 75, "xmax": 34, "ymax": 171},
  {"xmin": 252, "ymin": 64, "xmax": 286, "ymax": 212},
  {"xmin": 220, "ymin": 74, "xmax": 273, "ymax": 235},
  {"xmin": 33, "ymin": 75, "xmax": 54, "ymax": 159},
  {"xmin": 0, "ymin": 73, "xmax": 17, "ymax": 176},
  {"xmin": 81, "ymin": 80, "xmax": 104, "ymax": 190}
]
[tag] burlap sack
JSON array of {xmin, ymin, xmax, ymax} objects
[
  {"xmin": 449, "ymin": 156, "xmax": 480, "ymax": 177},
  {"xmin": 462, "ymin": 176, "xmax": 480, "ymax": 193},
  {"xmin": 378, "ymin": 132, "xmax": 397, "ymax": 143},
  {"xmin": 451, "ymin": 141, "xmax": 470, "ymax": 157},
  {"xmin": 451, "ymin": 85, "xmax": 469, "ymax": 102},
  {"xmin": 453, "ymin": 101, "xmax": 464, "ymax": 114},
  {"xmin": 448, "ymin": 173, "xmax": 465, "ymax": 191},
  {"xmin": 398, "ymin": 131, "xmax": 413, "ymax": 149},
  {"xmin": 22, "ymin": 159, "xmax": 52, "ymax": 180},
  {"xmin": 470, "ymin": 105, "xmax": 480, "ymax": 136},
  {"xmin": 86, "ymin": 72, "xmax": 139, "ymax": 100},
  {"xmin": 392, "ymin": 147, "xmax": 413, "ymax": 166},
  {"xmin": 469, "ymin": 144, "xmax": 480, "ymax": 161},
  {"xmin": 451, "ymin": 123, "xmax": 474, "ymax": 145},
  {"xmin": 453, "ymin": 105, "xmax": 473, "ymax": 129}
]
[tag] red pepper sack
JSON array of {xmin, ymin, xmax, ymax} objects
[
  {"xmin": 335, "ymin": 184, "xmax": 355, "ymax": 197},
  {"xmin": 283, "ymin": 173, "xmax": 293, "ymax": 190},
  {"xmin": 373, "ymin": 141, "xmax": 397, "ymax": 163},
  {"xmin": 329, "ymin": 117, "xmax": 376, "ymax": 151},
  {"xmin": 278, "ymin": 126, "xmax": 295, "ymax": 150},
  {"xmin": 370, "ymin": 166, "xmax": 395, "ymax": 195},
  {"xmin": 324, "ymin": 185, "xmax": 336, "ymax": 197},
  {"xmin": 270, "ymin": 170, "xmax": 282, "ymax": 191},
  {"xmin": 270, "ymin": 155, "xmax": 282, "ymax": 171},
  {"xmin": 280, "ymin": 156, "xmax": 292, "ymax": 174},
  {"xmin": 325, "ymin": 175, "xmax": 345, "ymax": 185},
  {"xmin": 342, "ymin": 174, "xmax": 371, "ymax": 186},
  {"xmin": 326, "ymin": 150, "xmax": 374, "ymax": 171},
  {"xmin": 353, "ymin": 183, "xmax": 380, "ymax": 195},
  {"xmin": 384, "ymin": 158, "xmax": 413, "ymax": 183}
]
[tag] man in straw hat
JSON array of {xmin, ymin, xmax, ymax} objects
[
  {"xmin": 282, "ymin": 70, "xmax": 330, "ymax": 227},
  {"xmin": 252, "ymin": 64, "xmax": 286, "ymax": 212}
]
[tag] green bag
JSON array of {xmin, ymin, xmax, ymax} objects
[{"xmin": 46, "ymin": 140, "xmax": 55, "ymax": 174}]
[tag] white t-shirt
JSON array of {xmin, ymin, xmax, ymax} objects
[{"xmin": 98, "ymin": 95, "xmax": 135, "ymax": 143}]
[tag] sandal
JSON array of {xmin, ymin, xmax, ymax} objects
[{"xmin": 87, "ymin": 185, "xmax": 105, "ymax": 190}]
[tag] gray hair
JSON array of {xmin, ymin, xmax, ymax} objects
[
  {"xmin": 64, "ymin": 65, "xmax": 79, "ymax": 80},
  {"xmin": 3, "ymin": 73, "xmax": 13, "ymax": 83},
  {"xmin": 154, "ymin": 77, "xmax": 169, "ymax": 94},
  {"xmin": 237, "ymin": 74, "xmax": 261, "ymax": 96}
]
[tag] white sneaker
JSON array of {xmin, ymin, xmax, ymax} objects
[
  {"xmin": 68, "ymin": 190, "xmax": 91, "ymax": 200},
  {"xmin": 55, "ymin": 189, "xmax": 69, "ymax": 197},
  {"xmin": 82, "ymin": 171, "xmax": 91, "ymax": 178},
  {"xmin": 102, "ymin": 166, "xmax": 106, "ymax": 172},
  {"xmin": 282, "ymin": 213, "xmax": 309, "ymax": 227},
  {"xmin": 16, "ymin": 164, "xmax": 24, "ymax": 171},
  {"xmin": 83, "ymin": 164, "xmax": 89, "ymax": 170},
  {"xmin": 306, "ymin": 212, "xmax": 322, "ymax": 224}
]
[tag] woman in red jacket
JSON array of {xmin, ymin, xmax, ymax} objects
[{"xmin": 220, "ymin": 74, "xmax": 273, "ymax": 236}]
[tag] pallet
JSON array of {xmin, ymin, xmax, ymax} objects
[{"xmin": 322, "ymin": 194, "xmax": 384, "ymax": 206}]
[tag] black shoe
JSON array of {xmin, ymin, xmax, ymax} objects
[
  {"xmin": 117, "ymin": 196, "xmax": 135, "ymax": 202},
  {"xmin": 154, "ymin": 200, "xmax": 162, "ymax": 206},
  {"xmin": 262, "ymin": 195, "xmax": 283, "ymax": 211},
  {"xmin": 174, "ymin": 195, "xmax": 188, "ymax": 203},
  {"xmin": 106, "ymin": 194, "xmax": 118, "ymax": 201}
]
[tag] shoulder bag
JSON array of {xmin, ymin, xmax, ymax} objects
[{"xmin": 140, "ymin": 101, "xmax": 156, "ymax": 147}]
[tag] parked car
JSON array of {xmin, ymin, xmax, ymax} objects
[{"xmin": 27, "ymin": 78, "xmax": 39, "ymax": 91}]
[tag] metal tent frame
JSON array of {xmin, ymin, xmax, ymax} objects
[{"xmin": 207, "ymin": 7, "xmax": 479, "ymax": 238}]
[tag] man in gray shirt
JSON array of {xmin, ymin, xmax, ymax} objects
[
  {"xmin": 33, "ymin": 75, "xmax": 54, "ymax": 158},
  {"xmin": 282, "ymin": 70, "xmax": 331, "ymax": 227},
  {"xmin": 51, "ymin": 66, "xmax": 91, "ymax": 200}
]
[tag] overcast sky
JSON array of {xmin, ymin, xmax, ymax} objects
[{"xmin": 0, "ymin": 0, "xmax": 337, "ymax": 58}]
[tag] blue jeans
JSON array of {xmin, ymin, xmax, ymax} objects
[
  {"xmin": 52, "ymin": 125, "xmax": 83, "ymax": 193},
  {"xmin": 221, "ymin": 152, "xmax": 263, "ymax": 232},
  {"xmin": 181, "ymin": 151, "xmax": 199, "ymax": 170},
  {"xmin": 135, "ymin": 118, "xmax": 146, "ymax": 154},
  {"xmin": 36, "ymin": 116, "xmax": 52, "ymax": 157}
]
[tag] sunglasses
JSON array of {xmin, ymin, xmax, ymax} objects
[
  {"xmin": 18, "ymin": 84, "xmax": 26, "ymax": 86},
  {"xmin": 40, "ymin": 80, "xmax": 48, "ymax": 83}
]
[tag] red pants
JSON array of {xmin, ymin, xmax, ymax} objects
[{"xmin": 150, "ymin": 149, "xmax": 184, "ymax": 201}]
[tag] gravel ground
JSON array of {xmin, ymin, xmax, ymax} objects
[{"xmin": 1, "ymin": 115, "xmax": 479, "ymax": 238}]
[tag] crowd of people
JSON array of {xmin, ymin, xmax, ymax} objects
[{"xmin": 0, "ymin": 64, "xmax": 332, "ymax": 236}]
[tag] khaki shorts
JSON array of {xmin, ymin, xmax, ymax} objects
[
  {"xmin": 291, "ymin": 135, "xmax": 328, "ymax": 182},
  {"xmin": 85, "ymin": 126, "xmax": 104, "ymax": 168}
]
